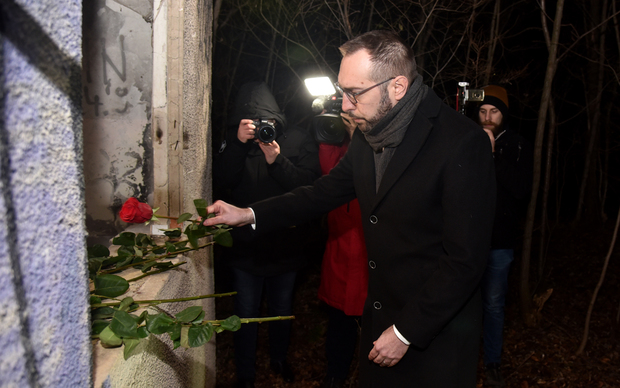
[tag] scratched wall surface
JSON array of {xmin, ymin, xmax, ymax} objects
[
  {"xmin": 83, "ymin": 0, "xmax": 153, "ymax": 239},
  {"xmin": 0, "ymin": 0, "xmax": 92, "ymax": 386}
]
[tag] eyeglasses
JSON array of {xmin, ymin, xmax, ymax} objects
[{"xmin": 334, "ymin": 77, "xmax": 395, "ymax": 105}]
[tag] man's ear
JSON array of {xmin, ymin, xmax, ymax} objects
[{"xmin": 393, "ymin": 75, "xmax": 409, "ymax": 102}]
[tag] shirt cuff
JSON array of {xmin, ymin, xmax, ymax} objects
[
  {"xmin": 393, "ymin": 325, "xmax": 410, "ymax": 346},
  {"xmin": 249, "ymin": 207, "xmax": 256, "ymax": 230}
]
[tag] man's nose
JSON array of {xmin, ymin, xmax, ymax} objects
[
  {"xmin": 484, "ymin": 112, "xmax": 492, "ymax": 121},
  {"xmin": 341, "ymin": 94, "xmax": 356, "ymax": 111}
]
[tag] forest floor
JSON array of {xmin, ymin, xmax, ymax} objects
[{"xmin": 214, "ymin": 222, "xmax": 620, "ymax": 387}]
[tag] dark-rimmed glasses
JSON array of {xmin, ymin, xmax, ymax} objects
[{"xmin": 334, "ymin": 77, "xmax": 395, "ymax": 104}]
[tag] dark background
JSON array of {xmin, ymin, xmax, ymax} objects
[{"xmin": 211, "ymin": 0, "xmax": 620, "ymax": 386}]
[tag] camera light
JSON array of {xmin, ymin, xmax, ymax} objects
[{"xmin": 304, "ymin": 77, "xmax": 336, "ymax": 96}]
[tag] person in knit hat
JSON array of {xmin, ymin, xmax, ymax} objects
[{"xmin": 477, "ymin": 85, "xmax": 533, "ymax": 387}]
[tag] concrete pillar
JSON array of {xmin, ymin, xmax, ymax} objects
[{"xmin": 0, "ymin": 0, "xmax": 92, "ymax": 386}]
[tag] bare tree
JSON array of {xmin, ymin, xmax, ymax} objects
[{"xmin": 520, "ymin": 0, "xmax": 565, "ymax": 326}]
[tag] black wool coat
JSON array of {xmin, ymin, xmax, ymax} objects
[{"xmin": 252, "ymin": 89, "xmax": 496, "ymax": 387}]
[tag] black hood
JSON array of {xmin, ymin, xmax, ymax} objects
[{"xmin": 228, "ymin": 81, "xmax": 287, "ymax": 129}]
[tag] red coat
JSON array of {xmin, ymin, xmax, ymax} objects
[{"xmin": 317, "ymin": 141, "xmax": 368, "ymax": 316}]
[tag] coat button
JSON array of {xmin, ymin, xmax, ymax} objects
[
  {"xmin": 373, "ymin": 301, "xmax": 382, "ymax": 310},
  {"xmin": 369, "ymin": 215, "xmax": 378, "ymax": 224},
  {"xmin": 369, "ymin": 260, "xmax": 376, "ymax": 269}
]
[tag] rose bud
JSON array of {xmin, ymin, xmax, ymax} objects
[{"xmin": 119, "ymin": 197, "xmax": 154, "ymax": 223}]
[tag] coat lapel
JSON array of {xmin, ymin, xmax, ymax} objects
[{"xmin": 371, "ymin": 90, "xmax": 441, "ymax": 209}]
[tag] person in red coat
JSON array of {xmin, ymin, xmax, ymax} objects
[{"xmin": 317, "ymin": 114, "xmax": 368, "ymax": 388}]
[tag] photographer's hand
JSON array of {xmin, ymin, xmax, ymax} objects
[
  {"xmin": 258, "ymin": 140, "xmax": 280, "ymax": 164},
  {"xmin": 482, "ymin": 128, "xmax": 496, "ymax": 152},
  {"xmin": 340, "ymin": 112, "xmax": 357, "ymax": 139},
  {"xmin": 203, "ymin": 200, "xmax": 255, "ymax": 227},
  {"xmin": 237, "ymin": 119, "xmax": 256, "ymax": 144}
]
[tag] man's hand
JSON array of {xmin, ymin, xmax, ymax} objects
[
  {"xmin": 237, "ymin": 119, "xmax": 256, "ymax": 144},
  {"xmin": 258, "ymin": 140, "xmax": 280, "ymax": 164},
  {"xmin": 340, "ymin": 112, "xmax": 357, "ymax": 139},
  {"xmin": 202, "ymin": 200, "xmax": 255, "ymax": 227},
  {"xmin": 482, "ymin": 128, "xmax": 495, "ymax": 152},
  {"xmin": 368, "ymin": 325, "xmax": 409, "ymax": 368}
]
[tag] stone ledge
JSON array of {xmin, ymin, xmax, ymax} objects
[{"xmin": 91, "ymin": 224, "xmax": 215, "ymax": 388}]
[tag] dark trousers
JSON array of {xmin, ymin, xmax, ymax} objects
[
  {"xmin": 325, "ymin": 305, "xmax": 361, "ymax": 380},
  {"xmin": 231, "ymin": 267, "xmax": 297, "ymax": 380}
]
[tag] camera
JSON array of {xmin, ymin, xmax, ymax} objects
[
  {"xmin": 304, "ymin": 77, "xmax": 347, "ymax": 144},
  {"xmin": 311, "ymin": 95, "xmax": 346, "ymax": 144},
  {"xmin": 252, "ymin": 119, "xmax": 277, "ymax": 143},
  {"xmin": 456, "ymin": 82, "xmax": 485, "ymax": 115}
]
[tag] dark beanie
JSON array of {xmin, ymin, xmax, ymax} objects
[{"xmin": 481, "ymin": 85, "xmax": 509, "ymax": 117}]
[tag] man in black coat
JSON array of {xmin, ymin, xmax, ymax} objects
[
  {"xmin": 477, "ymin": 85, "xmax": 533, "ymax": 387},
  {"xmin": 206, "ymin": 31, "xmax": 496, "ymax": 387},
  {"xmin": 213, "ymin": 81, "xmax": 321, "ymax": 388}
]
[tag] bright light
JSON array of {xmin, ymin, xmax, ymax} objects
[{"xmin": 304, "ymin": 77, "xmax": 335, "ymax": 96}]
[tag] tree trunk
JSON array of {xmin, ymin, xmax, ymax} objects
[
  {"xmin": 483, "ymin": 0, "xmax": 501, "ymax": 85},
  {"xmin": 574, "ymin": 0, "xmax": 607, "ymax": 223},
  {"xmin": 520, "ymin": 0, "xmax": 564, "ymax": 326}
]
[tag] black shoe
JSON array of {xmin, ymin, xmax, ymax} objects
[
  {"xmin": 270, "ymin": 361, "xmax": 295, "ymax": 383},
  {"xmin": 235, "ymin": 378, "xmax": 255, "ymax": 388},
  {"xmin": 323, "ymin": 376, "xmax": 345, "ymax": 388},
  {"xmin": 485, "ymin": 363, "xmax": 505, "ymax": 387}
]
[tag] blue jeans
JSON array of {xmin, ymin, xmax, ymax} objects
[
  {"xmin": 481, "ymin": 249, "xmax": 513, "ymax": 366},
  {"xmin": 231, "ymin": 267, "xmax": 297, "ymax": 380}
]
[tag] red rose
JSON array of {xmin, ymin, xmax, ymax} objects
[{"xmin": 119, "ymin": 198, "xmax": 154, "ymax": 223}]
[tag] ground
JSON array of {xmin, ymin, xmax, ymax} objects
[{"xmin": 214, "ymin": 222, "xmax": 620, "ymax": 387}]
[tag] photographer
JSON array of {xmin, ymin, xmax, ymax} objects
[{"xmin": 214, "ymin": 81, "xmax": 321, "ymax": 388}]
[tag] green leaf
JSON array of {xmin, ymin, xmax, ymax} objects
[
  {"xmin": 88, "ymin": 244, "xmax": 110, "ymax": 258},
  {"xmin": 90, "ymin": 296, "xmax": 102, "ymax": 305},
  {"xmin": 187, "ymin": 324, "xmax": 214, "ymax": 348},
  {"xmin": 91, "ymin": 307, "xmax": 116, "ymax": 320},
  {"xmin": 163, "ymin": 229, "xmax": 182, "ymax": 238},
  {"xmin": 137, "ymin": 326, "xmax": 149, "ymax": 338},
  {"xmin": 154, "ymin": 262, "xmax": 174, "ymax": 270},
  {"xmin": 112, "ymin": 232, "xmax": 137, "ymax": 246},
  {"xmin": 192, "ymin": 311, "xmax": 206, "ymax": 324},
  {"xmin": 118, "ymin": 297, "xmax": 134, "ymax": 312},
  {"xmin": 175, "ymin": 306, "xmax": 204, "ymax": 323},
  {"xmin": 214, "ymin": 229, "xmax": 233, "ymax": 247},
  {"xmin": 165, "ymin": 242, "xmax": 176, "ymax": 253},
  {"xmin": 193, "ymin": 199, "xmax": 208, "ymax": 218},
  {"xmin": 220, "ymin": 315, "xmax": 242, "ymax": 332},
  {"xmin": 177, "ymin": 213, "xmax": 193, "ymax": 223},
  {"xmin": 123, "ymin": 338, "xmax": 141, "ymax": 360},
  {"xmin": 99, "ymin": 326, "xmax": 123, "ymax": 348},
  {"xmin": 91, "ymin": 319, "xmax": 110, "ymax": 335},
  {"xmin": 94, "ymin": 274, "xmax": 129, "ymax": 298},
  {"xmin": 172, "ymin": 339, "xmax": 181, "ymax": 350},
  {"xmin": 136, "ymin": 233, "xmax": 153, "ymax": 247},
  {"xmin": 146, "ymin": 313, "xmax": 176, "ymax": 335},
  {"xmin": 101, "ymin": 255, "xmax": 122, "ymax": 267},
  {"xmin": 134, "ymin": 246, "xmax": 143, "ymax": 258},
  {"xmin": 185, "ymin": 228, "xmax": 199, "ymax": 249},
  {"xmin": 88, "ymin": 257, "xmax": 106, "ymax": 277},
  {"xmin": 110, "ymin": 310, "xmax": 139, "ymax": 338},
  {"xmin": 168, "ymin": 323, "xmax": 182, "ymax": 341}
]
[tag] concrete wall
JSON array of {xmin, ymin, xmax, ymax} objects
[
  {"xmin": 0, "ymin": 0, "xmax": 92, "ymax": 387},
  {"xmin": 83, "ymin": 0, "xmax": 154, "ymax": 240}
]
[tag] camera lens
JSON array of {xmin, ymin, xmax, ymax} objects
[{"xmin": 257, "ymin": 125, "xmax": 276, "ymax": 143}]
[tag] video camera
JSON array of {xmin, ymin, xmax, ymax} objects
[
  {"xmin": 305, "ymin": 77, "xmax": 346, "ymax": 144},
  {"xmin": 252, "ymin": 119, "xmax": 277, "ymax": 143},
  {"xmin": 456, "ymin": 82, "xmax": 484, "ymax": 115}
]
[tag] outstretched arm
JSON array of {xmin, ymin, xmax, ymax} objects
[{"xmin": 203, "ymin": 200, "xmax": 255, "ymax": 227}]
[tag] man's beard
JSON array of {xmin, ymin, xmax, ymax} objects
[
  {"xmin": 348, "ymin": 89, "xmax": 393, "ymax": 133},
  {"xmin": 481, "ymin": 120, "xmax": 505, "ymax": 136}
]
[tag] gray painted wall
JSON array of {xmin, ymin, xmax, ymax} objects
[
  {"xmin": 83, "ymin": 0, "xmax": 154, "ymax": 241},
  {"xmin": 0, "ymin": 0, "xmax": 92, "ymax": 386}
]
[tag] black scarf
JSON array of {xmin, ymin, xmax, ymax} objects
[{"xmin": 363, "ymin": 76, "xmax": 428, "ymax": 192}]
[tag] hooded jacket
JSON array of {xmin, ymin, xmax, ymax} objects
[{"xmin": 214, "ymin": 81, "xmax": 321, "ymax": 276}]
